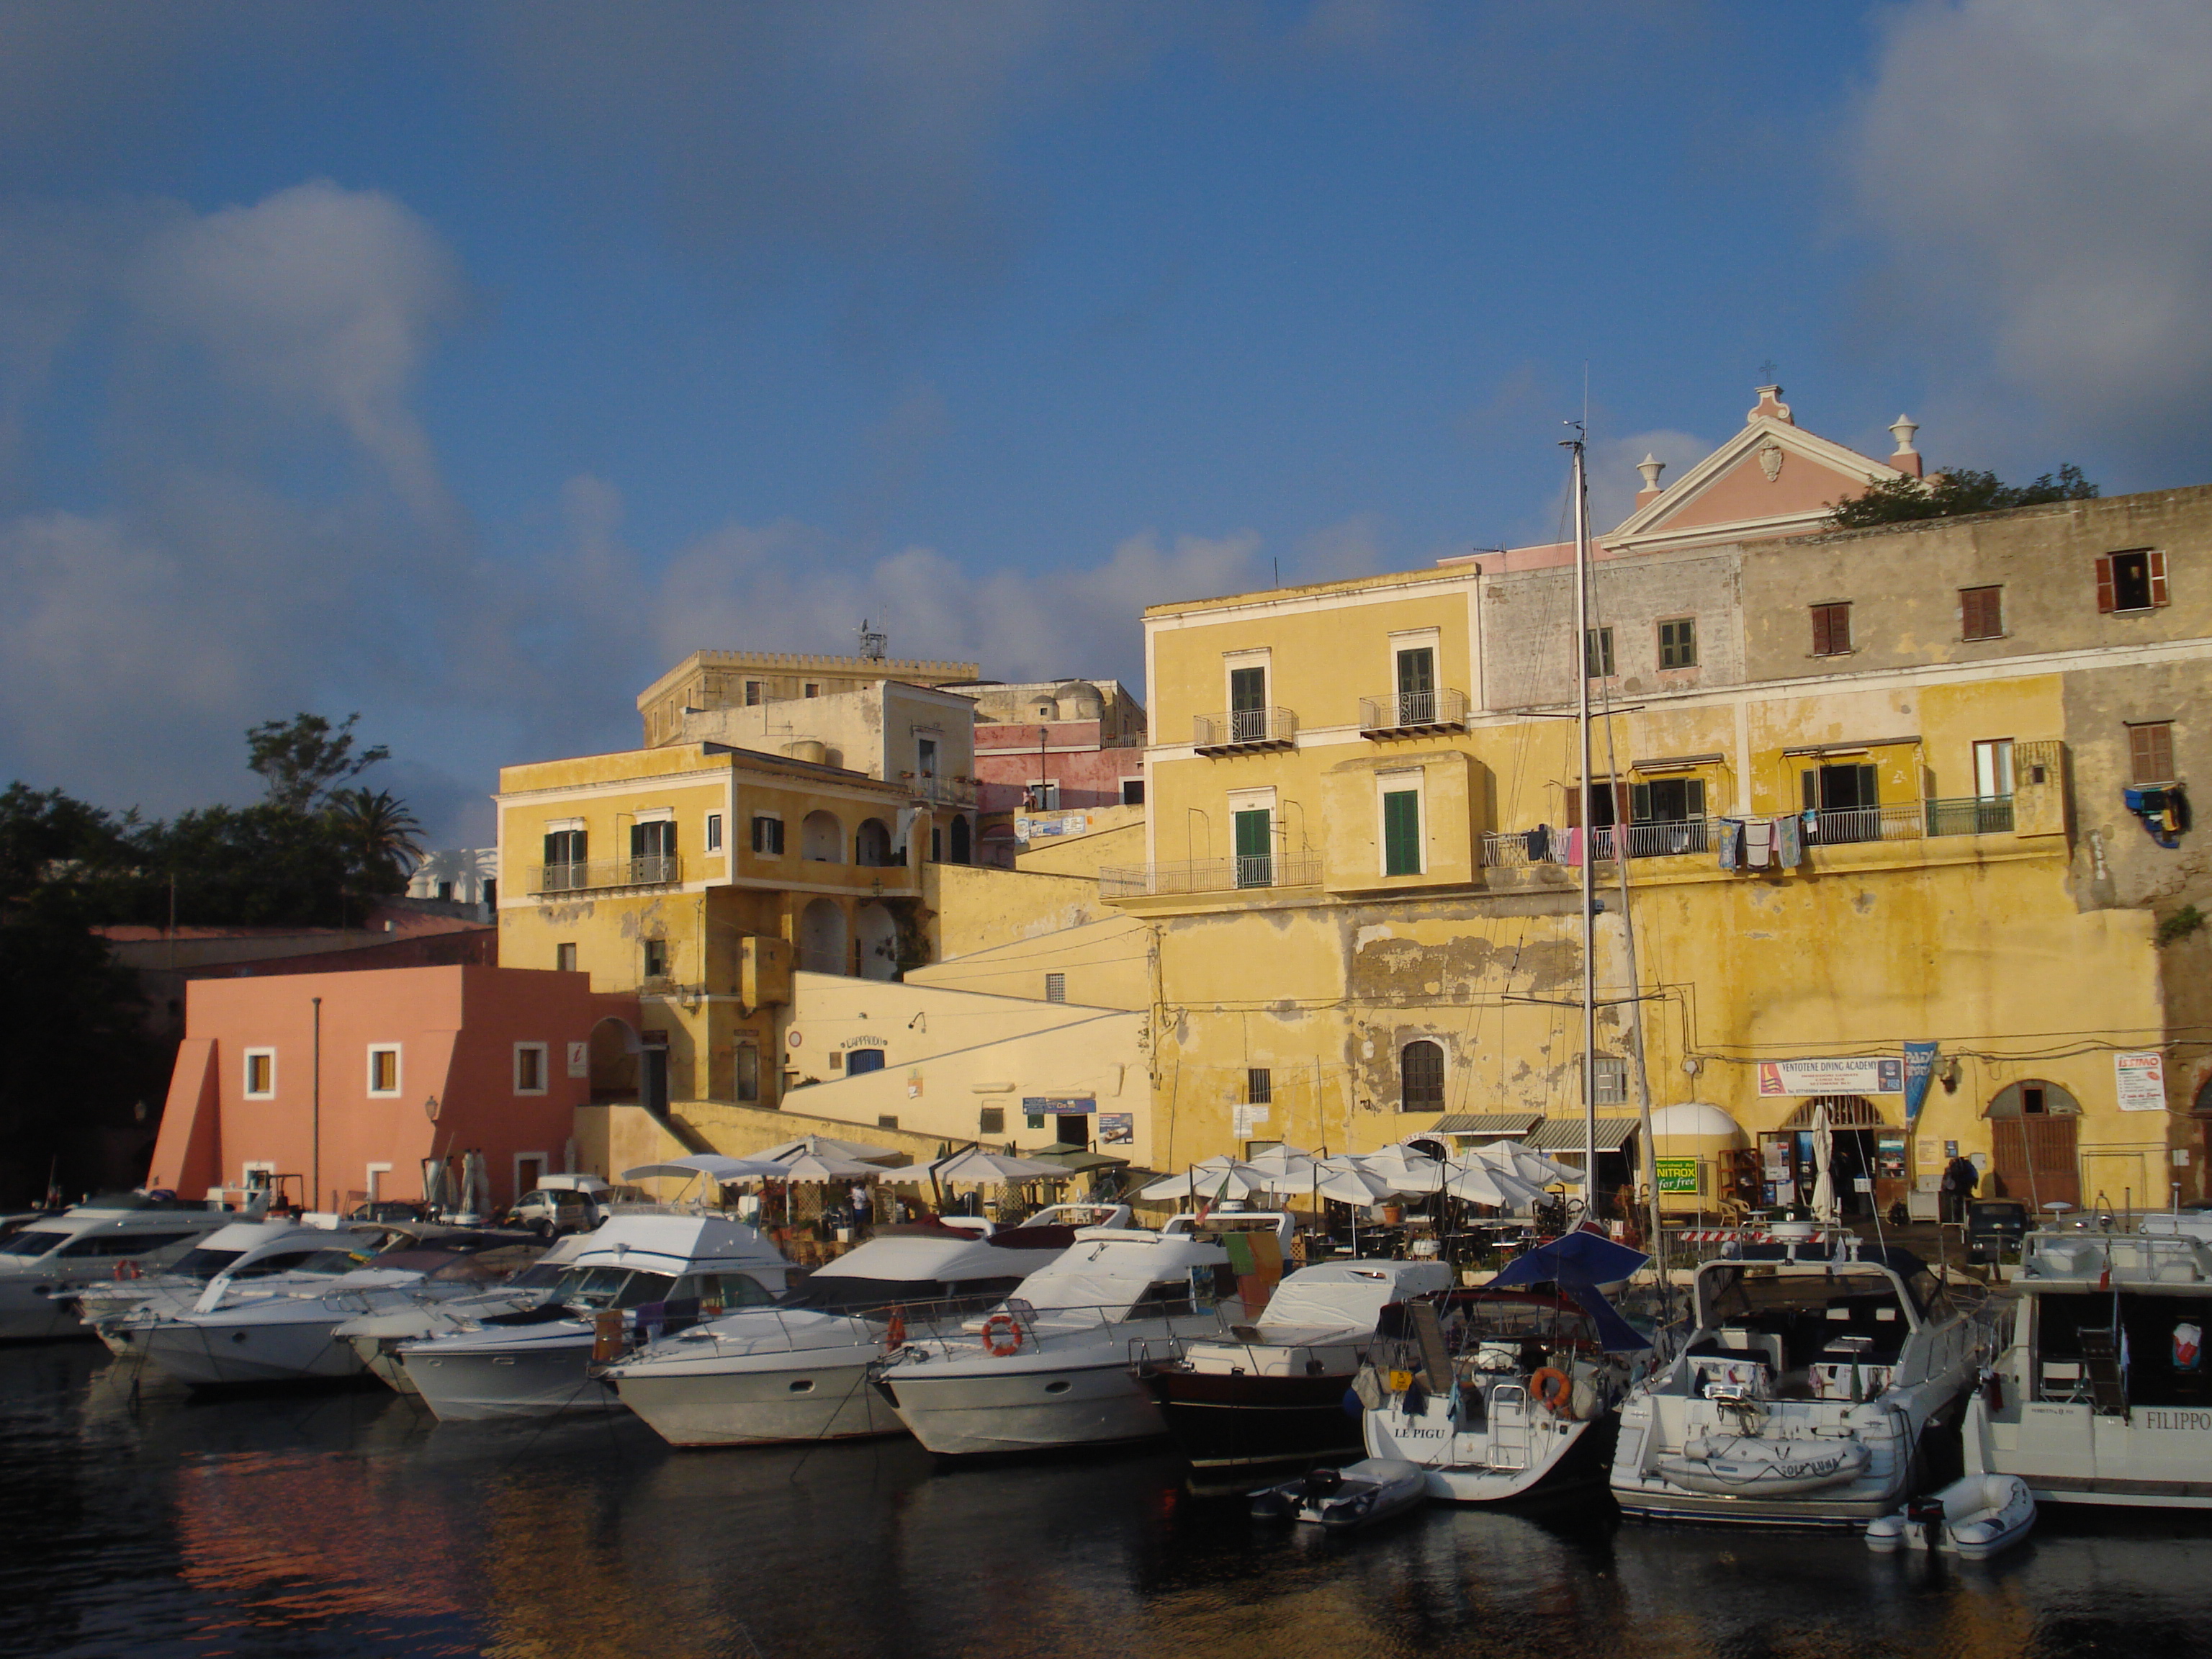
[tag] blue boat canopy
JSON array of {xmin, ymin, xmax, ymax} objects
[{"xmin": 1490, "ymin": 1228, "xmax": 1652, "ymax": 1352}]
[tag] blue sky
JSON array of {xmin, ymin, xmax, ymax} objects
[{"xmin": 4, "ymin": 1, "xmax": 2209, "ymax": 842}]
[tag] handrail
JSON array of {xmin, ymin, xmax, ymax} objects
[
  {"xmin": 531, "ymin": 855, "xmax": 681, "ymax": 895},
  {"xmin": 1099, "ymin": 852, "xmax": 1324, "ymax": 899},
  {"xmin": 1481, "ymin": 796, "xmax": 2018, "ymax": 868},
  {"xmin": 1359, "ymin": 687, "xmax": 1470, "ymax": 733},
  {"xmin": 1193, "ymin": 707, "xmax": 1297, "ymax": 751}
]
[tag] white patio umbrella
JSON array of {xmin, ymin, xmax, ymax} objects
[
  {"xmin": 1309, "ymin": 1159, "xmax": 1397, "ymax": 1205},
  {"xmin": 757, "ymin": 1135, "xmax": 901, "ymax": 1165},
  {"xmin": 908, "ymin": 1148, "xmax": 1070, "ymax": 1186},
  {"xmin": 1238, "ymin": 1146, "xmax": 1321, "ymax": 1192},
  {"xmin": 1444, "ymin": 1159, "xmax": 1545, "ymax": 1210},
  {"xmin": 621, "ymin": 1154, "xmax": 788, "ymax": 1184},
  {"xmin": 1349, "ymin": 1148, "xmax": 1448, "ymax": 1195},
  {"xmin": 777, "ymin": 1149, "xmax": 889, "ymax": 1184},
  {"xmin": 1137, "ymin": 1161, "xmax": 1267, "ymax": 1203},
  {"xmin": 1811, "ymin": 1100, "xmax": 1838, "ymax": 1225},
  {"xmin": 1469, "ymin": 1140, "xmax": 1584, "ymax": 1188}
]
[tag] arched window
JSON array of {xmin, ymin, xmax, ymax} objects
[
  {"xmin": 1400, "ymin": 1040, "xmax": 1445, "ymax": 1112},
  {"xmin": 854, "ymin": 818, "xmax": 894, "ymax": 867},
  {"xmin": 949, "ymin": 814, "xmax": 972, "ymax": 865},
  {"xmin": 801, "ymin": 811, "xmax": 843, "ymax": 863}
]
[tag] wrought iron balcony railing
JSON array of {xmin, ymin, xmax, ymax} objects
[
  {"xmin": 1098, "ymin": 851, "xmax": 1323, "ymax": 899},
  {"xmin": 1479, "ymin": 796, "xmax": 2016, "ymax": 868},
  {"xmin": 531, "ymin": 855, "xmax": 681, "ymax": 895},
  {"xmin": 1192, "ymin": 707, "xmax": 1297, "ymax": 754},
  {"xmin": 1359, "ymin": 687, "xmax": 1470, "ymax": 735}
]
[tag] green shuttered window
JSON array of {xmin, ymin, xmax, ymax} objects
[{"xmin": 1382, "ymin": 789, "xmax": 1421, "ymax": 876}]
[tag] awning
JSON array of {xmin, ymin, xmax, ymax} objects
[
  {"xmin": 1432, "ymin": 1112, "xmax": 1544, "ymax": 1137},
  {"xmin": 1524, "ymin": 1115, "xmax": 1640, "ymax": 1153}
]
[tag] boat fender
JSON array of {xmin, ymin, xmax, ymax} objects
[
  {"xmin": 981, "ymin": 1312, "xmax": 1024, "ymax": 1357},
  {"xmin": 112, "ymin": 1259, "xmax": 140, "ymax": 1282},
  {"xmin": 885, "ymin": 1308, "xmax": 907, "ymax": 1350},
  {"xmin": 1341, "ymin": 1387, "xmax": 1362, "ymax": 1419},
  {"xmin": 1350, "ymin": 1367, "xmax": 1388, "ymax": 1412},
  {"xmin": 1530, "ymin": 1367, "xmax": 1573, "ymax": 1416}
]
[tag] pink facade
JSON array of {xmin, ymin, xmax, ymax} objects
[
  {"xmin": 149, "ymin": 964, "xmax": 637, "ymax": 1213},
  {"xmin": 972, "ymin": 719, "xmax": 1145, "ymax": 864}
]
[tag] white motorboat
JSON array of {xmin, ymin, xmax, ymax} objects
[
  {"xmin": 1248, "ymin": 1457, "xmax": 1429, "ymax": 1529},
  {"xmin": 1964, "ymin": 1228, "xmax": 2212, "ymax": 1508},
  {"xmin": 1360, "ymin": 1230, "xmax": 1654, "ymax": 1503},
  {"xmin": 603, "ymin": 1206, "xmax": 1128, "ymax": 1447},
  {"xmin": 76, "ymin": 1219, "xmax": 363, "ymax": 1335},
  {"xmin": 1866, "ymin": 1473, "xmax": 2035, "ymax": 1557},
  {"xmin": 336, "ymin": 1232, "xmax": 589, "ymax": 1395},
  {"xmin": 398, "ymin": 1213, "xmax": 791, "ymax": 1421},
  {"xmin": 106, "ymin": 1236, "xmax": 518, "ymax": 1387},
  {"xmin": 876, "ymin": 1210, "xmax": 1295, "ymax": 1457},
  {"xmin": 1142, "ymin": 1258, "xmax": 1454, "ymax": 1489},
  {"xmin": 1611, "ymin": 1241, "xmax": 1987, "ymax": 1526},
  {"xmin": 0, "ymin": 1192, "xmax": 240, "ymax": 1341}
]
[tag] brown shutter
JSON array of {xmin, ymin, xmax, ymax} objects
[
  {"xmin": 1811, "ymin": 606, "xmax": 1831, "ymax": 655},
  {"xmin": 2096, "ymin": 554, "xmax": 2116, "ymax": 613},
  {"xmin": 2150, "ymin": 549, "xmax": 2170, "ymax": 607}
]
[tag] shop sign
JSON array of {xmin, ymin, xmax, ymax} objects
[
  {"xmin": 1654, "ymin": 1156, "xmax": 1701, "ymax": 1194},
  {"xmin": 1756, "ymin": 1056, "xmax": 1904, "ymax": 1096},
  {"xmin": 2116, "ymin": 1051, "xmax": 2167, "ymax": 1112},
  {"xmin": 1024, "ymin": 1096, "xmax": 1095, "ymax": 1114},
  {"xmin": 1098, "ymin": 1112, "xmax": 1134, "ymax": 1146}
]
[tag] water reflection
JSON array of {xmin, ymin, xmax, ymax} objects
[{"xmin": 4, "ymin": 1344, "xmax": 2212, "ymax": 1659}]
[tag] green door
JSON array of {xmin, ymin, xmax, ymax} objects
[
  {"xmin": 1229, "ymin": 666, "xmax": 1267, "ymax": 742},
  {"xmin": 1233, "ymin": 808, "xmax": 1272, "ymax": 887},
  {"xmin": 1395, "ymin": 649, "xmax": 1435, "ymax": 724}
]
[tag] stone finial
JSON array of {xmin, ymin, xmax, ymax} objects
[
  {"xmin": 1889, "ymin": 413, "xmax": 1923, "ymax": 478},
  {"xmin": 1634, "ymin": 454, "xmax": 1666, "ymax": 508},
  {"xmin": 1748, "ymin": 384, "xmax": 1794, "ymax": 425}
]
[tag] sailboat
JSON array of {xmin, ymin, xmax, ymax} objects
[{"xmin": 1352, "ymin": 429, "xmax": 1663, "ymax": 1502}]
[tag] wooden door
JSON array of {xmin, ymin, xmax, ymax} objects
[{"xmin": 1990, "ymin": 1116, "xmax": 2080, "ymax": 1209}]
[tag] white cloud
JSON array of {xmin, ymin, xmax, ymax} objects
[{"xmin": 1848, "ymin": 0, "xmax": 2212, "ymax": 472}]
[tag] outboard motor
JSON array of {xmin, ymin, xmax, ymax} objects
[{"xmin": 1905, "ymin": 1496, "xmax": 1946, "ymax": 1553}]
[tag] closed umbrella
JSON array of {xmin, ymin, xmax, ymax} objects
[{"xmin": 1811, "ymin": 1100, "xmax": 1838, "ymax": 1225}]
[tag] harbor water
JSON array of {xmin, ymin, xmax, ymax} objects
[{"xmin": 4, "ymin": 1342, "xmax": 2207, "ymax": 1659}]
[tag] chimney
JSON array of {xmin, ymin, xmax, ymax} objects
[
  {"xmin": 1748, "ymin": 384, "xmax": 1794, "ymax": 425},
  {"xmin": 1888, "ymin": 414, "xmax": 1923, "ymax": 479},
  {"xmin": 1635, "ymin": 454, "xmax": 1666, "ymax": 508}
]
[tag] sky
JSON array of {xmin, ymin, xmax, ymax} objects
[{"xmin": 4, "ymin": 0, "xmax": 2211, "ymax": 845}]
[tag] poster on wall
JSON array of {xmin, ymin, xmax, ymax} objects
[
  {"xmin": 2116, "ymin": 1050, "xmax": 2167, "ymax": 1112},
  {"xmin": 1756, "ymin": 1056, "xmax": 1905, "ymax": 1096},
  {"xmin": 1097, "ymin": 1112, "xmax": 1134, "ymax": 1146},
  {"xmin": 1654, "ymin": 1156, "xmax": 1701, "ymax": 1194},
  {"xmin": 1902, "ymin": 1042, "xmax": 1939, "ymax": 1123},
  {"xmin": 1231, "ymin": 1104, "xmax": 1271, "ymax": 1138}
]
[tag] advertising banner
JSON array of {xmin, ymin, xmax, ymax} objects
[
  {"xmin": 1902, "ymin": 1041, "xmax": 1940, "ymax": 1125},
  {"xmin": 1756, "ymin": 1056, "xmax": 1905, "ymax": 1097},
  {"xmin": 1022, "ymin": 1096, "xmax": 1095, "ymax": 1114},
  {"xmin": 1097, "ymin": 1112, "xmax": 1133, "ymax": 1146},
  {"xmin": 1654, "ymin": 1156, "xmax": 1701, "ymax": 1194},
  {"xmin": 2116, "ymin": 1051, "xmax": 2167, "ymax": 1112}
]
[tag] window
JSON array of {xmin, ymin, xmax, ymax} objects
[
  {"xmin": 752, "ymin": 815, "xmax": 784, "ymax": 855},
  {"xmin": 243, "ymin": 1049, "xmax": 275, "ymax": 1098},
  {"xmin": 1802, "ymin": 763, "xmax": 1879, "ymax": 811},
  {"xmin": 1961, "ymin": 585, "xmax": 2004, "ymax": 641},
  {"xmin": 1382, "ymin": 788, "xmax": 1421, "ymax": 876},
  {"xmin": 876, "ymin": 1115, "xmax": 899, "ymax": 1130},
  {"xmin": 705, "ymin": 813, "xmax": 723, "ymax": 852},
  {"xmin": 631, "ymin": 819, "xmax": 675, "ymax": 863},
  {"xmin": 556, "ymin": 943, "xmax": 578, "ymax": 973},
  {"xmin": 1228, "ymin": 664, "xmax": 1267, "ymax": 742},
  {"xmin": 734, "ymin": 1043, "xmax": 760, "ymax": 1102},
  {"xmin": 1630, "ymin": 777, "xmax": 1706, "ymax": 824},
  {"xmin": 1584, "ymin": 626, "xmax": 1615, "ymax": 679},
  {"xmin": 979, "ymin": 1106, "xmax": 1005, "ymax": 1136},
  {"xmin": 1044, "ymin": 972, "xmax": 1066, "ymax": 1004},
  {"xmin": 917, "ymin": 737, "xmax": 938, "ymax": 779},
  {"xmin": 1395, "ymin": 646, "xmax": 1437, "ymax": 723},
  {"xmin": 848, "ymin": 1049, "xmax": 884, "ymax": 1076},
  {"xmin": 1400, "ymin": 1040, "xmax": 1445, "ymax": 1112},
  {"xmin": 1120, "ymin": 778, "xmax": 1145, "ymax": 806},
  {"xmin": 642, "ymin": 938, "xmax": 670, "ymax": 980},
  {"xmin": 1027, "ymin": 782, "xmax": 1059, "ymax": 811},
  {"xmin": 2098, "ymin": 549, "xmax": 2167, "ymax": 613},
  {"xmin": 930, "ymin": 827, "xmax": 942, "ymax": 861},
  {"xmin": 367, "ymin": 1046, "xmax": 400, "ymax": 1096},
  {"xmin": 744, "ymin": 680, "xmax": 763, "ymax": 706},
  {"xmin": 513, "ymin": 1043, "xmax": 547, "ymax": 1094},
  {"xmin": 1811, "ymin": 602, "xmax": 1852, "ymax": 656},
  {"xmin": 1974, "ymin": 739, "xmax": 2015, "ymax": 799},
  {"xmin": 1246, "ymin": 1067, "xmax": 1272, "ymax": 1105},
  {"xmin": 543, "ymin": 827, "xmax": 586, "ymax": 867},
  {"xmin": 1233, "ymin": 806, "xmax": 1272, "ymax": 888},
  {"xmin": 2131, "ymin": 721, "xmax": 2176, "ymax": 784},
  {"xmin": 1591, "ymin": 1054, "xmax": 1627, "ymax": 1105},
  {"xmin": 804, "ymin": 682, "xmax": 822, "ymax": 698},
  {"xmin": 436, "ymin": 880, "xmax": 454, "ymax": 902},
  {"xmin": 483, "ymin": 879, "xmax": 496, "ymax": 909},
  {"xmin": 1658, "ymin": 617, "xmax": 1697, "ymax": 669}
]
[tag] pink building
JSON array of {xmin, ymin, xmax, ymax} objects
[
  {"xmin": 958, "ymin": 678, "xmax": 1146, "ymax": 867},
  {"xmin": 150, "ymin": 963, "xmax": 637, "ymax": 1215}
]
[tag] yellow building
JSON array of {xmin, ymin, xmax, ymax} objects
[{"xmin": 928, "ymin": 387, "xmax": 2212, "ymax": 1218}]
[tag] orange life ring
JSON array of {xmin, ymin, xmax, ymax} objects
[
  {"xmin": 1530, "ymin": 1366, "xmax": 1573, "ymax": 1416},
  {"xmin": 112, "ymin": 1259, "xmax": 140, "ymax": 1282},
  {"xmin": 885, "ymin": 1308, "xmax": 908, "ymax": 1349},
  {"xmin": 981, "ymin": 1313, "xmax": 1024, "ymax": 1357}
]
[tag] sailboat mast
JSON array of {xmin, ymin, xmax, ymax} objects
[{"xmin": 1568, "ymin": 432, "xmax": 1599, "ymax": 1216}]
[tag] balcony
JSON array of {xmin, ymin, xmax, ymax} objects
[
  {"xmin": 902, "ymin": 774, "xmax": 979, "ymax": 809},
  {"xmin": 1193, "ymin": 707, "xmax": 1297, "ymax": 755},
  {"xmin": 1099, "ymin": 851, "xmax": 1324, "ymax": 900},
  {"xmin": 1359, "ymin": 687, "xmax": 1470, "ymax": 737},
  {"xmin": 531, "ymin": 855, "xmax": 681, "ymax": 895},
  {"xmin": 1478, "ymin": 796, "xmax": 2017, "ymax": 868}
]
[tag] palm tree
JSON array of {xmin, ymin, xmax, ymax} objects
[{"xmin": 328, "ymin": 788, "xmax": 426, "ymax": 884}]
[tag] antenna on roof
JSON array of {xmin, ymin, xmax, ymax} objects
[{"xmin": 856, "ymin": 618, "xmax": 888, "ymax": 661}]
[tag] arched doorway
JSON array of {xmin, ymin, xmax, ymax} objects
[
  {"xmin": 1777, "ymin": 1096, "xmax": 1891, "ymax": 1217},
  {"xmin": 949, "ymin": 814, "xmax": 971, "ymax": 865},
  {"xmin": 1986, "ymin": 1079, "xmax": 2082, "ymax": 1210},
  {"xmin": 854, "ymin": 817, "xmax": 895, "ymax": 867},
  {"xmin": 799, "ymin": 898, "xmax": 848, "ymax": 975},
  {"xmin": 855, "ymin": 902, "xmax": 899, "ymax": 981},
  {"xmin": 801, "ymin": 811, "xmax": 844, "ymax": 863}
]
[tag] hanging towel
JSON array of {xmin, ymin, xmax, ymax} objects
[
  {"xmin": 1717, "ymin": 819, "xmax": 1743, "ymax": 873},
  {"xmin": 1744, "ymin": 819, "xmax": 1773, "ymax": 868},
  {"xmin": 1564, "ymin": 826, "xmax": 1583, "ymax": 867},
  {"xmin": 1526, "ymin": 823, "xmax": 1550, "ymax": 863},
  {"xmin": 1775, "ymin": 813, "xmax": 1803, "ymax": 869}
]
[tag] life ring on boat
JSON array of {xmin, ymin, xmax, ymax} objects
[
  {"xmin": 885, "ymin": 1308, "xmax": 908, "ymax": 1349},
  {"xmin": 981, "ymin": 1313, "xmax": 1024, "ymax": 1357},
  {"xmin": 1530, "ymin": 1367, "xmax": 1573, "ymax": 1416},
  {"xmin": 112, "ymin": 1259, "xmax": 140, "ymax": 1282}
]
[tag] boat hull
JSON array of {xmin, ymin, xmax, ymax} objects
[
  {"xmin": 1366, "ymin": 1391, "xmax": 1619, "ymax": 1504},
  {"xmin": 1144, "ymin": 1368, "xmax": 1362, "ymax": 1481},
  {"xmin": 883, "ymin": 1355, "xmax": 1164, "ymax": 1456},
  {"xmin": 126, "ymin": 1315, "xmax": 366, "ymax": 1388},
  {"xmin": 1964, "ymin": 1385, "xmax": 2212, "ymax": 1509},
  {"xmin": 0, "ymin": 1277, "xmax": 97, "ymax": 1342},
  {"xmin": 611, "ymin": 1352, "xmax": 901, "ymax": 1447},
  {"xmin": 401, "ymin": 1331, "xmax": 613, "ymax": 1421}
]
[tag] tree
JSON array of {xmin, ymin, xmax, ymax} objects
[
  {"xmin": 1829, "ymin": 464, "xmax": 2099, "ymax": 529},
  {"xmin": 329, "ymin": 787, "xmax": 427, "ymax": 884},
  {"xmin": 246, "ymin": 711, "xmax": 390, "ymax": 814}
]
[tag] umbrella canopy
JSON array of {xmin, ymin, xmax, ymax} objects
[
  {"xmin": 1308, "ymin": 1160, "xmax": 1397, "ymax": 1205},
  {"xmin": 911, "ymin": 1148, "xmax": 1070, "ymax": 1186},
  {"xmin": 1346, "ymin": 1148, "xmax": 1448, "ymax": 1195},
  {"xmin": 1811, "ymin": 1100, "xmax": 1838, "ymax": 1224},
  {"xmin": 1491, "ymin": 1226, "xmax": 1649, "ymax": 1289},
  {"xmin": 1443, "ymin": 1160, "xmax": 1545, "ymax": 1210},
  {"xmin": 620, "ymin": 1154, "xmax": 786, "ymax": 1184},
  {"xmin": 1237, "ymin": 1147, "xmax": 1321, "ymax": 1190},
  {"xmin": 756, "ymin": 1135, "xmax": 902, "ymax": 1165},
  {"xmin": 1136, "ymin": 1163, "xmax": 1269, "ymax": 1202},
  {"xmin": 1468, "ymin": 1140, "xmax": 1584, "ymax": 1188},
  {"xmin": 777, "ymin": 1150, "xmax": 890, "ymax": 1183}
]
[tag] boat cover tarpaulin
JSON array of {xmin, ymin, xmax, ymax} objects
[{"xmin": 1491, "ymin": 1230, "xmax": 1651, "ymax": 1353}]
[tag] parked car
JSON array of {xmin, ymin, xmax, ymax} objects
[
  {"xmin": 348, "ymin": 1200, "xmax": 433, "ymax": 1224},
  {"xmin": 508, "ymin": 1178, "xmax": 612, "ymax": 1238},
  {"xmin": 1964, "ymin": 1199, "xmax": 2030, "ymax": 1266}
]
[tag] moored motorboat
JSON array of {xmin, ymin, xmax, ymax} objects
[
  {"xmin": 1142, "ymin": 1259, "xmax": 1453, "ymax": 1490},
  {"xmin": 335, "ymin": 1232, "xmax": 588, "ymax": 1394},
  {"xmin": 77, "ymin": 1219, "xmax": 371, "ymax": 1337},
  {"xmin": 0, "ymin": 1192, "xmax": 240, "ymax": 1341},
  {"xmin": 1611, "ymin": 1241, "xmax": 1988, "ymax": 1526},
  {"xmin": 1865, "ymin": 1473, "xmax": 2035, "ymax": 1557},
  {"xmin": 1249, "ymin": 1457, "xmax": 1429, "ymax": 1529}
]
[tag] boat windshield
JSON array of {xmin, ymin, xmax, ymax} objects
[
  {"xmin": 289, "ymin": 1249, "xmax": 373, "ymax": 1276},
  {"xmin": 552, "ymin": 1267, "xmax": 677, "ymax": 1309},
  {"xmin": 1697, "ymin": 1264, "xmax": 1912, "ymax": 1328},
  {"xmin": 0, "ymin": 1229, "xmax": 68, "ymax": 1259},
  {"xmin": 505, "ymin": 1261, "xmax": 568, "ymax": 1290},
  {"xmin": 167, "ymin": 1246, "xmax": 247, "ymax": 1278}
]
